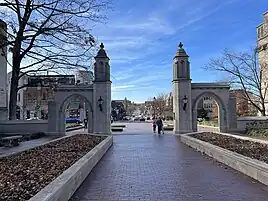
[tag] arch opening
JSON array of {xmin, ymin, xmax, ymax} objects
[
  {"xmin": 58, "ymin": 93, "xmax": 93, "ymax": 134},
  {"xmin": 192, "ymin": 91, "xmax": 227, "ymax": 132}
]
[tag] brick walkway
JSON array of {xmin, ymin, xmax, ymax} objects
[{"xmin": 70, "ymin": 134, "xmax": 268, "ymax": 201}]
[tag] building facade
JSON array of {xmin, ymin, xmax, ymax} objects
[
  {"xmin": 257, "ymin": 11, "xmax": 268, "ymax": 114},
  {"xmin": 197, "ymin": 97, "xmax": 218, "ymax": 119},
  {"xmin": 7, "ymin": 70, "xmax": 93, "ymax": 120},
  {"xmin": 230, "ymin": 89, "xmax": 258, "ymax": 116},
  {"xmin": 196, "ymin": 90, "xmax": 257, "ymax": 119}
]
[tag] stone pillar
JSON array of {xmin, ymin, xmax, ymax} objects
[
  {"xmin": 173, "ymin": 81, "xmax": 192, "ymax": 133},
  {"xmin": 79, "ymin": 108, "xmax": 84, "ymax": 122},
  {"xmin": 93, "ymin": 43, "xmax": 111, "ymax": 134},
  {"xmin": 192, "ymin": 109, "xmax": 198, "ymax": 132},
  {"xmin": 228, "ymin": 93, "xmax": 237, "ymax": 131},
  {"xmin": 87, "ymin": 109, "xmax": 93, "ymax": 133},
  {"xmin": 219, "ymin": 109, "xmax": 228, "ymax": 133},
  {"xmin": 47, "ymin": 101, "xmax": 58, "ymax": 135},
  {"xmin": 173, "ymin": 42, "xmax": 193, "ymax": 134}
]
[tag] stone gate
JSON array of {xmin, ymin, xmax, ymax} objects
[
  {"xmin": 48, "ymin": 43, "xmax": 111, "ymax": 136},
  {"xmin": 172, "ymin": 42, "xmax": 237, "ymax": 134}
]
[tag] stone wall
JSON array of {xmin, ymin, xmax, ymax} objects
[
  {"xmin": 236, "ymin": 116, "xmax": 268, "ymax": 131},
  {"xmin": 0, "ymin": 120, "xmax": 49, "ymax": 134}
]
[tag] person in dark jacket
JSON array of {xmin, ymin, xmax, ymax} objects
[
  {"xmin": 83, "ymin": 118, "xmax": 88, "ymax": 129},
  {"xmin": 156, "ymin": 117, "xmax": 164, "ymax": 134}
]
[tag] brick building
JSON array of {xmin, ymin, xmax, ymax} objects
[
  {"xmin": 7, "ymin": 70, "xmax": 93, "ymax": 119},
  {"xmin": 230, "ymin": 89, "xmax": 258, "ymax": 116}
]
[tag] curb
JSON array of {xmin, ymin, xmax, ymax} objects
[
  {"xmin": 29, "ymin": 135, "xmax": 113, "ymax": 201},
  {"xmin": 180, "ymin": 133, "xmax": 268, "ymax": 186},
  {"xmin": 198, "ymin": 125, "xmax": 219, "ymax": 129},
  {"xmin": 66, "ymin": 126, "xmax": 84, "ymax": 132}
]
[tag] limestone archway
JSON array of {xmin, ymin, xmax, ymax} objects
[
  {"xmin": 57, "ymin": 93, "xmax": 93, "ymax": 135},
  {"xmin": 192, "ymin": 91, "xmax": 228, "ymax": 132}
]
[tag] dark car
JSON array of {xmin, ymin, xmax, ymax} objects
[
  {"xmin": 66, "ymin": 117, "xmax": 81, "ymax": 124},
  {"xmin": 140, "ymin": 118, "xmax": 146, "ymax": 121}
]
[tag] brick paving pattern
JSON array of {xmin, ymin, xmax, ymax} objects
[{"xmin": 70, "ymin": 134, "xmax": 268, "ymax": 201}]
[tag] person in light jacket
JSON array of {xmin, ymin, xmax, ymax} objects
[{"xmin": 152, "ymin": 119, "xmax": 157, "ymax": 133}]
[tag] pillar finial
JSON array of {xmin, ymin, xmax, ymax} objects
[
  {"xmin": 178, "ymin": 42, "xmax": 183, "ymax": 49},
  {"xmin": 100, "ymin": 42, "xmax": 104, "ymax": 49}
]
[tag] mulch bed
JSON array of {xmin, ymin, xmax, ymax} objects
[
  {"xmin": 190, "ymin": 132, "xmax": 268, "ymax": 164},
  {"xmin": 0, "ymin": 134, "xmax": 106, "ymax": 201}
]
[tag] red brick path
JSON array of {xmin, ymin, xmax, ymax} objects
[{"xmin": 70, "ymin": 134, "xmax": 268, "ymax": 201}]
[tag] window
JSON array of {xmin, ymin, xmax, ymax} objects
[
  {"xmin": 18, "ymin": 93, "xmax": 20, "ymax": 102},
  {"xmin": 264, "ymin": 44, "xmax": 267, "ymax": 50},
  {"xmin": 261, "ymin": 26, "xmax": 264, "ymax": 38},
  {"xmin": 258, "ymin": 28, "xmax": 261, "ymax": 38}
]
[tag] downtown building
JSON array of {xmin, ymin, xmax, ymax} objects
[
  {"xmin": 258, "ymin": 11, "xmax": 268, "ymax": 114},
  {"xmin": 7, "ymin": 70, "xmax": 93, "ymax": 120}
]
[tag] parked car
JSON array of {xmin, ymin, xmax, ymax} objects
[
  {"xmin": 66, "ymin": 117, "xmax": 81, "ymax": 124},
  {"xmin": 140, "ymin": 118, "xmax": 146, "ymax": 121},
  {"xmin": 122, "ymin": 116, "xmax": 129, "ymax": 121},
  {"xmin": 197, "ymin": 118, "xmax": 203, "ymax": 122},
  {"xmin": 27, "ymin": 117, "xmax": 40, "ymax": 120},
  {"xmin": 133, "ymin": 117, "xmax": 140, "ymax": 121}
]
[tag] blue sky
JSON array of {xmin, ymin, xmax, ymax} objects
[{"xmin": 90, "ymin": 0, "xmax": 267, "ymax": 102}]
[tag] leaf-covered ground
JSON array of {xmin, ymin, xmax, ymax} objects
[
  {"xmin": 190, "ymin": 132, "xmax": 268, "ymax": 163},
  {"xmin": 0, "ymin": 134, "xmax": 105, "ymax": 201}
]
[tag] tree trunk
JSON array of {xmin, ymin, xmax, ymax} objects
[
  {"xmin": 260, "ymin": 102, "xmax": 266, "ymax": 116},
  {"xmin": 9, "ymin": 70, "xmax": 19, "ymax": 120},
  {"xmin": 8, "ymin": 51, "xmax": 21, "ymax": 120}
]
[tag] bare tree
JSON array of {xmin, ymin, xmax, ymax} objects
[
  {"xmin": 154, "ymin": 93, "xmax": 168, "ymax": 116},
  {"xmin": 0, "ymin": 0, "xmax": 110, "ymax": 119},
  {"xmin": 126, "ymin": 104, "xmax": 136, "ymax": 116},
  {"xmin": 206, "ymin": 49, "xmax": 268, "ymax": 116}
]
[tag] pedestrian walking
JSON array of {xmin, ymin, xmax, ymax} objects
[
  {"xmin": 156, "ymin": 117, "xmax": 164, "ymax": 134},
  {"xmin": 152, "ymin": 119, "xmax": 157, "ymax": 133},
  {"xmin": 84, "ymin": 118, "xmax": 88, "ymax": 129}
]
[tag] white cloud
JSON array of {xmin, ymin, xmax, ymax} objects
[
  {"xmin": 112, "ymin": 85, "xmax": 136, "ymax": 90},
  {"xmin": 110, "ymin": 15, "xmax": 176, "ymax": 36}
]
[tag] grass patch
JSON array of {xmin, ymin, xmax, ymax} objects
[
  {"xmin": 66, "ymin": 123, "xmax": 82, "ymax": 128},
  {"xmin": 198, "ymin": 120, "xmax": 218, "ymax": 127},
  {"xmin": 246, "ymin": 128, "xmax": 268, "ymax": 137}
]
